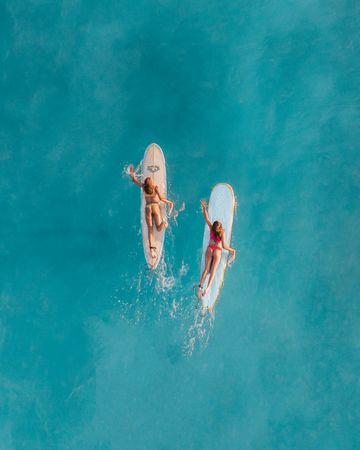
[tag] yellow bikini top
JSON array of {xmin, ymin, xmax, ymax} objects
[{"xmin": 143, "ymin": 186, "xmax": 158, "ymax": 198}]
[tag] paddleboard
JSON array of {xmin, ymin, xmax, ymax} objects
[
  {"xmin": 200, "ymin": 183, "xmax": 235, "ymax": 310},
  {"xmin": 141, "ymin": 143, "xmax": 167, "ymax": 270}
]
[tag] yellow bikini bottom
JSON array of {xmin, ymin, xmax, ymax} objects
[{"xmin": 145, "ymin": 202, "xmax": 160, "ymax": 212}]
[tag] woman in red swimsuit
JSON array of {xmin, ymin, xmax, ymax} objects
[{"xmin": 198, "ymin": 200, "xmax": 236, "ymax": 298}]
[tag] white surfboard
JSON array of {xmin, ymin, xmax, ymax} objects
[
  {"xmin": 141, "ymin": 143, "xmax": 167, "ymax": 270},
  {"xmin": 200, "ymin": 183, "xmax": 235, "ymax": 310}
]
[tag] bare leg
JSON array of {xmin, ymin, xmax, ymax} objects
[
  {"xmin": 203, "ymin": 249, "xmax": 221, "ymax": 296},
  {"xmin": 153, "ymin": 205, "xmax": 168, "ymax": 231},
  {"xmin": 145, "ymin": 208, "xmax": 156, "ymax": 258},
  {"xmin": 198, "ymin": 247, "xmax": 213, "ymax": 299}
]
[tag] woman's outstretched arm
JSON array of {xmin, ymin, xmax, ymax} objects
[
  {"xmin": 201, "ymin": 200, "xmax": 212, "ymax": 228},
  {"xmin": 128, "ymin": 164, "xmax": 142, "ymax": 187},
  {"xmin": 155, "ymin": 186, "xmax": 174, "ymax": 214},
  {"xmin": 221, "ymin": 232, "xmax": 236, "ymax": 259}
]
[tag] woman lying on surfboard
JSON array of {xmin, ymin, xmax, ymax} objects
[
  {"xmin": 128, "ymin": 164, "xmax": 174, "ymax": 260},
  {"xmin": 198, "ymin": 200, "xmax": 236, "ymax": 298}
]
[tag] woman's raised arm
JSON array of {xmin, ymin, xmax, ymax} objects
[
  {"xmin": 128, "ymin": 164, "xmax": 142, "ymax": 187},
  {"xmin": 201, "ymin": 200, "xmax": 212, "ymax": 228}
]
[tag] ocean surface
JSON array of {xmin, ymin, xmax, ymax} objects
[{"xmin": 1, "ymin": 0, "xmax": 360, "ymax": 449}]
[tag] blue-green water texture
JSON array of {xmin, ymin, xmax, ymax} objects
[{"xmin": 1, "ymin": 0, "xmax": 360, "ymax": 449}]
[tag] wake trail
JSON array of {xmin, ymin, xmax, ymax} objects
[{"xmin": 117, "ymin": 160, "xmax": 214, "ymax": 355}]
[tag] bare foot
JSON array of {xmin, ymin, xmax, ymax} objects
[
  {"xmin": 197, "ymin": 286, "xmax": 203, "ymax": 300},
  {"xmin": 150, "ymin": 247, "xmax": 157, "ymax": 259},
  {"xmin": 202, "ymin": 287, "xmax": 209, "ymax": 297}
]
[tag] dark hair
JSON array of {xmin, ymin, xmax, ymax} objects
[
  {"xmin": 143, "ymin": 177, "xmax": 154, "ymax": 195},
  {"xmin": 212, "ymin": 221, "xmax": 223, "ymax": 241}
]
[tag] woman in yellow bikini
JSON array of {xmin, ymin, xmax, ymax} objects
[{"xmin": 128, "ymin": 165, "xmax": 174, "ymax": 259}]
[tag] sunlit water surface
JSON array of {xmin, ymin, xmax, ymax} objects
[{"xmin": 1, "ymin": 0, "xmax": 359, "ymax": 448}]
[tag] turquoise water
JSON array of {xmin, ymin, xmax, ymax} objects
[{"xmin": 1, "ymin": 0, "xmax": 360, "ymax": 448}]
